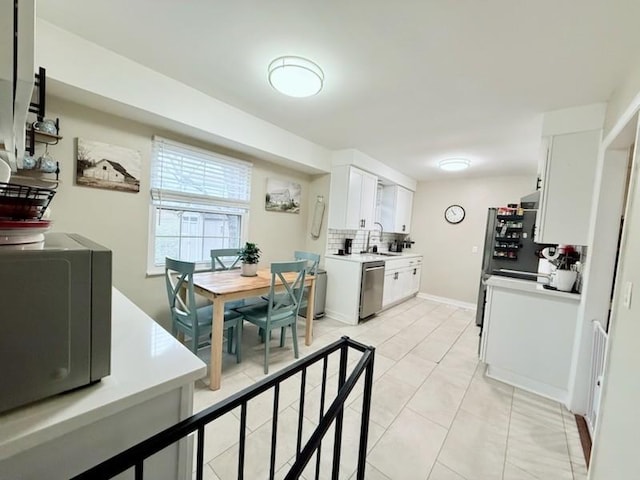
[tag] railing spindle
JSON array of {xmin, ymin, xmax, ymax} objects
[
  {"xmin": 134, "ymin": 462, "xmax": 143, "ymax": 480},
  {"xmin": 315, "ymin": 355, "xmax": 329, "ymax": 480},
  {"xmin": 195, "ymin": 426, "xmax": 205, "ymax": 480},
  {"xmin": 238, "ymin": 402, "xmax": 247, "ymax": 480},
  {"xmin": 331, "ymin": 340, "xmax": 349, "ymax": 480},
  {"xmin": 356, "ymin": 347, "xmax": 375, "ymax": 480},
  {"xmin": 296, "ymin": 368, "xmax": 307, "ymax": 458},
  {"xmin": 270, "ymin": 383, "xmax": 281, "ymax": 480}
]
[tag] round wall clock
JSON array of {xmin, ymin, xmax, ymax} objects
[{"xmin": 444, "ymin": 204, "xmax": 465, "ymax": 224}]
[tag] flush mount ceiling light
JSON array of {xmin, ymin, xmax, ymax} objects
[
  {"xmin": 268, "ymin": 56, "xmax": 324, "ymax": 98},
  {"xmin": 438, "ymin": 158, "xmax": 471, "ymax": 172}
]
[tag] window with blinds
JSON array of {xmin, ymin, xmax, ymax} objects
[{"xmin": 148, "ymin": 136, "xmax": 252, "ymax": 272}]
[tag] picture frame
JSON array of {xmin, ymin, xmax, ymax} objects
[
  {"xmin": 265, "ymin": 178, "xmax": 301, "ymax": 214},
  {"xmin": 75, "ymin": 138, "xmax": 141, "ymax": 193}
]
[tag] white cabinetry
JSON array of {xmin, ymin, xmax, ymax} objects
[
  {"xmin": 535, "ymin": 130, "xmax": 601, "ymax": 245},
  {"xmin": 0, "ymin": 0, "xmax": 35, "ymax": 169},
  {"xmin": 324, "ymin": 257, "xmax": 363, "ymax": 325},
  {"xmin": 382, "ymin": 256, "xmax": 422, "ymax": 308},
  {"xmin": 379, "ymin": 185, "xmax": 414, "ymax": 233},
  {"xmin": 328, "ymin": 165, "xmax": 378, "ymax": 230},
  {"xmin": 481, "ymin": 279, "xmax": 579, "ymax": 404}
]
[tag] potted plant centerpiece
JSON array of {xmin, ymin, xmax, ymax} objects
[{"xmin": 239, "ymin": 242, "xmax": 261, "ymax": 277}]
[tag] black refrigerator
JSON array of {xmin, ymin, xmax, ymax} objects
[{"xmin": 475, "ymin": 207, "xmax": 540, "ymax": 328}]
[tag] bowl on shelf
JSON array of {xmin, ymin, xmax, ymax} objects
[{"xmin": 32, "ymin": 119, "xmax": 58, "ymax": 135}]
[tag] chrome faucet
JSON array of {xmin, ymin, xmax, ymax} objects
[{"xmin": 365, "ymin": 222, "xmax": 384, "ymax": 253}]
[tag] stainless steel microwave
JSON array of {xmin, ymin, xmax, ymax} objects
[{"xmin": 0, "ymin": 233, "xmax": 112, "ymax": 413}]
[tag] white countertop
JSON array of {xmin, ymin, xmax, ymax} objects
[
  {"xmin": 325, "ymin": 251, "xmax": 423, "ymax": 263},
  {"xmin": 485, "ymin": 275, "xmax": 581, "ymax": 301},
  {"xmin": 0, "ymin": 288, "xmax": 207, "ymax": 461}
]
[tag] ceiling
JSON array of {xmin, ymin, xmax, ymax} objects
[{"xmin": 36, "ymin": 0, "xmax": 640, "ymax": 180}]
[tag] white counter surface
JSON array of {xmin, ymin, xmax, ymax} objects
[
  {"xmin": 0, "ymin": 288, "xmax": 207, "ymax": 461},
  {"xmin": 325, "ymin": 251, "xmax": 422, "ymax": 263},
  {"xmin": 485, "ymin": 275, "xmax": 581, "ymax": 301}
]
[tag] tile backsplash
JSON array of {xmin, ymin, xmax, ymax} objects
[{"xmin": 326, "ymin": 228, "xmax": 411, "ymax": 254}]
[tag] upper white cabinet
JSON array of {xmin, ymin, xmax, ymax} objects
[
  {"xmin": 328, "ymin": 165, "xmax": 378, "ymax": 230},
  {"xmin": 379, "ymin": 185, "xmax": 414, "ymax": 233},
  {"xmin": 535, "ymin": 129, "xmax": 601, "ymax": 246}
]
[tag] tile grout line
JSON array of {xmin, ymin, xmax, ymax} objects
[
  {"xmin": 351, "ymin": 312, "xmax": 445, "ymax": 464},
  {"xmin": 501, "ymin": 380, "xmax": 516, "ymax": 480},
  {"xmin": 417, "ymin": 322, "xmax": 479, "ymax": 480},
  {"xmin": 358, "ymin": 310, "xmax": 467, "ymax": 476}
]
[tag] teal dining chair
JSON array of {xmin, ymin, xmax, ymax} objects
[
  {"xmin": 233, "ymin": 260, "xmax": 307, "ymax": 374},
  {"xmin": 210, "ymin": 248, "xmax": 242, "ymax": 271},
  {"xmin": 211, "ymin": 248, "xmax": 250, "ymax": 311},
  {"xmin": 165, "ymin": 257, "xmax": 243, "ymax": 362},
  {"xmin": 262, "ymin": 251, "xmax": 320, "ymax": 313},
  {"xmin": 293, "ymin": 250, "xmax": 320, "ymax": 312}
]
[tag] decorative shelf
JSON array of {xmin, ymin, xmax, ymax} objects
[
  {"xmin": 493, "ymin": 255, "xmax": 518, "ymax": 260},
  {"xmin": 495, "ymin": 236, "xmax": 521, "ymax": 242},
  {"xmin": 497, "ymin": 215, "xmax": 524, "ymax": 221},
  {"xmin": 25, "ymin": 125, "xmax": 62, "ymax": 156},
  {"xmin": 12, "ymin": 169, "xmax": 60, "ymax": 188},
  {"xmin": 494, "ymin": 245, "xmax": 521, "ymax": 250},
  {"xmin": 23, "ymin": 68, "xmax": 63, "ymax": 157}
]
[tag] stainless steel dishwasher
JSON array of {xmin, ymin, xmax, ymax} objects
[{"xmin": 359, "ymin": 261, "xmax": 385, "ymax": 319}]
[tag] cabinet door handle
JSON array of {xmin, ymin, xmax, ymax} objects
[
  {"xmin": 413, "ymin": 268, "xmax": 417, "ymax": 275},
  {"xmin": 394, "ymin": 272, "xmax": 398, "ymax": 280},
  {"xmin": 536, "ymin": 177, "xmax": 541, "ymax": 191},
  {"xmin": 402, "ymin": 224, "xmax": 405, "ymax": 232},
  {"xmin": 363, "ymin": 219, "xmax": 366, "ymax": 228}
]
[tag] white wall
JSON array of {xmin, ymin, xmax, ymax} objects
[
  {"xmin": 589, "ymin": 124, "xmax": 640, "ymax": 479},
  {"xmin": 410, "ymin": 175, "xmax": 535, "ymax": 304},
  {"xmin": 45, "ymin": 97, "xmax": 315, "ymax": 330}
]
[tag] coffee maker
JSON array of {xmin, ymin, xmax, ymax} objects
[{"xmin": 344, "ymin": 238, "xmax": 353, "ymax": 255}]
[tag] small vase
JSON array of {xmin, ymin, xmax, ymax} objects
[{"xmin": 241, "ymin": 263, "xmax": 258, "ymax": 277}]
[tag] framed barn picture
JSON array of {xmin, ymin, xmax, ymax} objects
[
  {"xmin": 265, "ymin": 178, "xmax": 301, "ymax": 213},
  {"xmin": 75, "ymin": 138, "xmax": 141, "ymax": 193}
]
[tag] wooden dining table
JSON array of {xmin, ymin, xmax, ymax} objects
[{"xmin": 191, "ymin": 268, "xmax": 317, "ymax": 390}]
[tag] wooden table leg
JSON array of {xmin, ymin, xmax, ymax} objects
[
  {"xmin": 209, "ymin": 299, "xmax": 225, "ymax": 390},
  {"xmin": 305, "ymin": 277, "xmax": 315, "ymax": 346}
]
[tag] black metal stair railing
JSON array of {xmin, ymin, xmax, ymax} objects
[{"xmin": 70, "ymin": 336, "xmax": 376, "ymax": 480}]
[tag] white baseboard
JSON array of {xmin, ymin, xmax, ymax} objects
[
  {"xmin": 324, "ymin": 308, "xmax": 358, "ymax": 326},
  {"xmin": 417, "ymin": 292, "xmax": 476, "ymax": 311}
]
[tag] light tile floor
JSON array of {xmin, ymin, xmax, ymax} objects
[{"xmin": 192, "ymin": 297, "xmax": 588, "ymax": 480}]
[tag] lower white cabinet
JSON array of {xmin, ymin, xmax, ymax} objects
[
  {"xmin": 481, "ymin": 281, "xmax": 579, "ymax": 405},
  {"xmin": 325, "ymin": 255, "xmax": 423, "ymax": 324},
  {"xmin": 382, "ymin": 256, "xmax": 422, "ymax": 308}
]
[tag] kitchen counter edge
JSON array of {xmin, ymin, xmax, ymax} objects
[
  {"xmin": 485, "ymin": 275, "xmax": 581, "ymax": 301},
  {"xmin": 325, "ymin": 252, "xmax": 423, "ymax": 263}
]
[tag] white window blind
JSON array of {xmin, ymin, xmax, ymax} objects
[
  {"xmin": 147, "ymin": 136, "xmax": 252, "ymax": 272},
  {"xmin": 150, "ymin": 136, "xmax": 252, "ymax": 208}
]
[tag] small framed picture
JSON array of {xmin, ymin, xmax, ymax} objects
[
  {"xmin": 76, "ymin": 138, "xmax": 141, "ymax": 193},
  {"xmin": 265, "ymin": 178, "xmax": 301, "ymax": 213}
]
